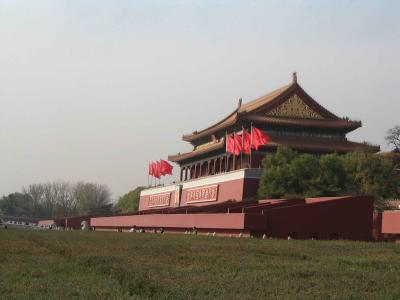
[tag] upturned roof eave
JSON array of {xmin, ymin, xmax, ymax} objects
[
  {"xmin": 168, "ymin": 140, "xmax": 225, "ymax": 163},
  {"xmin": 182, "ymin": 109, "xmax": 238, "ymax": 143},
  {"xmin": 169, "ymin": 136, "xmax": 380, "ymax": 164},
  {"xmin": 261, "ymin": 137, "xmax": 380, "ymax": 153},
  {"xmin": 242, "ymin": 114, "xmax": 362, "ymax": 132}
]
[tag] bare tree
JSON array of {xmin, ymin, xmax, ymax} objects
[
  {"xmin": 23, "ymin": 182, "xmax": 73, "ymax": 218},
  {"xmin": 22, "ymin": 184, "xmax": 46, "ymax": 217},
  {"xmin": 74, "ymin": 182, "xmax": 111, "ymax": 215},
  {"xmin": 23, "ymin": 183, "xmax": 53, "ymax": 218},
  {"xmin": 23, "ymin": 181, "xmax": 111, "ymax": 218},
  {"xmin": 52, "ymin": 181, "xmax": 77, "ymax": 217},
  {"xmin": 386, "ymin": 126, "xmax": 400, "ymax": 151}
]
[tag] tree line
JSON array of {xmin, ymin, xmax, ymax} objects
[
  {"xmin": 258, "ymin": 147, "xmax": 400, "ymax": 204},
  {"xmin": 0, "ymin": 182, "xmax": 112, "ymax": 219}
]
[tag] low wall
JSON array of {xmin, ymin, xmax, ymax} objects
[
  {"xmin": 380, "ymin": 211, "xmax": 400, "ymax": 242},
  {"xmin": 382, "ymin": 211, "xmax": 400, "ymax": 234},
  {"xmin": 91, "ymin": 213, "xmax": 267, "ymax": 231},
  {"xmin": 38, "ymin": 220, "xmax": 55, "ymax": 227}
]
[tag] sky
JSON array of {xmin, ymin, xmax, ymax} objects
[{"xmin": 0, "ymin": 0, "xmax": 399, "ymax": 200}]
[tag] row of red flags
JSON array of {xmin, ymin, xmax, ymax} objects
[
  {"xmin": 148, "ymin": 127, "xmax": 268, "ymax": 178},
  {"xmin": 226, "ymin": 126, "xmax": 270, "ymax": 156},
  {"xmin": 148, "ymin": 160, "xmax": 173, "ymax": 179}
]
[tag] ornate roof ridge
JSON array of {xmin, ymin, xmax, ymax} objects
[
  {"xmin": 182, "ymin": 81, "xmax": 294, "ymax": 143},
  {"xmin": 182, "ymin": 73, "xmax": 348, "ymax": 143},
  {"xmin": 237, "ymin": 83, "xmax": 294, "ymax": 114},
  {"xmin": 242, "ymin": 114, "xmax": 361, "ymax": 132}
]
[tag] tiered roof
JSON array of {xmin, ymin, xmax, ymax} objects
[
  {"xmin": 169, "ymin": 73, "xmax": 379, "ymax": 163},
  {"xmin": 182, "ymin": 75, "xmax": 361, "ymax": 143}
]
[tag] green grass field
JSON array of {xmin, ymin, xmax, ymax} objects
[{"xmin": 1, "ymin": 230, "xmax": 400, "ymax": 299}]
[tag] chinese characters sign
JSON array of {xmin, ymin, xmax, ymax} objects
[
  {"xmin": 186, "ymin": 185, "xmax": 219, "ymax": 204},
  {"xmin": 148, "ymin": 192, "xmax": 171, "ymax": 208}
]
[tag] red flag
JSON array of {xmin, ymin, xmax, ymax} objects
[
  {"xmin": 153, "ymin": 161, "xmax": 161, "ymax": 179},
  {"xmin": 148, "ymin": 163, "xmax": 153, "ymax": 176},
  {"xmin": 226, "ymin": 133, "xmax": 235, "ymax": 155},
  {"xmin": 251, "ymin": 126, "xmax": 270, "ymax": 150},
  {"xmin": 242, "ymin": 130, "xmax": 251, "ymax": 154},
  {"xmin": 150, "ymin": 162, "xmax": 157, "ymax": 178},
  {"xmin": 160, "ymin": 160, "xmax": 173, "ymax": 176},
  {"xmin": 234, "ymin": 133, "xmax": 242, "ymax": 156}
]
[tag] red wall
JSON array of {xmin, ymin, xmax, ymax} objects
[
  {"xmin": 93, "ymin": 196, "xmax": 375, "ymax": 241},
  {"xmin": 38, "ymin": 220, "xmax": 55, "ymax": 226},
  {"xmin": 261, "ymin": 196, "xmax": 374, "ymax": 240},
  {"xmin": 92, "ymin": 213, "xmax": 247, "ymax": 230},
  {"xmin": 242, "ymin": 178, "xmax": 261, "ymax": 199},
  {"xmin": 61, "ymin": 216, "xmax": 92, "ymax": 229},
  {"xmin": 180, "ymin": 178, "xmax": 244, "ymax": 207},
  {"xmin": 382, "ymin": 211, "xmax": 400, "ymax": 234}
]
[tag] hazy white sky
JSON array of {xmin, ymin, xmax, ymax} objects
[{"xmin": 1, "ymin": 0, "xmax": 399, "ymax": 199}]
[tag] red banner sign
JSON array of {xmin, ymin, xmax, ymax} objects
[
  {"xmin": 148, "ymin": 192, "xmax": 171, "ymax": 208},
  {"xmin": 186, "ymin": 185, "xmax": 218, "ymax": 204}
]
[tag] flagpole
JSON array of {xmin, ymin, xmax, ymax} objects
[
  {"xmin": 250, "ymin": 123, "xmax": 253, "ymax": 168},
  {"xmin": 233, "ymin": 130, "xmax": 236, "ymax": 171},
  {"xmin": 151, "ymin": 162, "xmax": 153, "ymax": 187},
  {"xmin": 148, "ymin": 162, "xmax": 150, "ymax": 187},
  {"xmin": 225, "ymin": 131, "xmax": 228, "ymax": 173},
  {"xmin": 241, "ymin": 125, "xmax": 244, "ymax": 169},
  {"xmin": 153, "ymin": 162, "xmax": 156, "ymax": 187}
]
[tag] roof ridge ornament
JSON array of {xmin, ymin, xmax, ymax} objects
[
  {"xmin": 238, "ymin": 98, "xmax": 242, "ymax": 109},
  {"xmin": 292, "ymin": 72, "xmax": 297, "ymax": 84}
]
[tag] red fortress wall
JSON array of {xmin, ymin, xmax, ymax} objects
[
  {"xmin": 260, "ymin": 196, "xmax": 374, "ymax": 240},
  {"xmin": 91, "ymin": 195, "xmax": 375, "ymax": 240}
]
